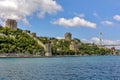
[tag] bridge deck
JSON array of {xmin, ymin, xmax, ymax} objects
[{"xmin": 102, "ymin": 45, "xmax": 120, "ymax": 46}]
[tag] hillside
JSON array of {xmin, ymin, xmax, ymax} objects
[
  {"xmin": 0, "ymin": 27, "xmax": 44, "ymax": 55},
  {"xmin": 0, "ymin": 27, "xmax": 111, "ymax": 56},
  {"xmin": 38, "ymin": 37, "xmax": 111, "ymax": 56}
]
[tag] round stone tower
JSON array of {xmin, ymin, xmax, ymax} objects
[
  {"xmin": 44, "ymin": 43, "xmax": 52, "ymax": 56},
  {"xmin": 65, "ymin": 32, "xmax": 72, "ymax": 41},
  {"xmin": 5, "ymin": 19, "xmax": 17, "ymax": 30},
  {"xmin": 31, "ymin": 32, "xmax": 36, "ymax": 37}
]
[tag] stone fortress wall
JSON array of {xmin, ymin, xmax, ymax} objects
[
  {"xmin": 4, "ymin": 19, "xmax": 81, "ymax": 56},
  {"xmin": 5, "ymin": 19, "xmax": 17, "ymax": 30}
]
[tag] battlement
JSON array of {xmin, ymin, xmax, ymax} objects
[
  {"xmin": 5, "ymin": 19, "xmax": 17, "ymax": 30},
  {"xmin": 31, "ymin": 32, "xmax": 36, "ymax": 37},
  {"xmin": 65, "ymin": 32, "xmax": 72, "ymax": 41}
]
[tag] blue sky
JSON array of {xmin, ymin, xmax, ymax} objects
[
  {"xmin": 0, "ymin": 0, "xmax": 120, "ymax": 45},
  {"xmin": 21, "ymin": 0, "xmax": 120, "ymax": 39}
]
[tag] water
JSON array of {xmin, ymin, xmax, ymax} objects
[{"xmin": 0, "ymin": 56, "xmax": 120, "ymax": 80}]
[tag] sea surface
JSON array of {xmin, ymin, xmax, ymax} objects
[{"xmin": 0, "ymin": 56, "xmax": 120, "ymax": 80}]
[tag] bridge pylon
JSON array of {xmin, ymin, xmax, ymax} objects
[{"xmin": 99, "ymin": 32, "xmax": 102, "ymax": 46}]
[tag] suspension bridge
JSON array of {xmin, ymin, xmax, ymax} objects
[
  {"xmin": 99, "ymin": 32, "xmax": 120, "ymax": 54},
  {"xmin": 99, "ymin": 32, "xmax": 120, "ymax": 47}
]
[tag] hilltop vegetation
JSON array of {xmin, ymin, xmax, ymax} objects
[
  {"xmin": 38, "ymin": 37, "xmax": 111, "ymax": 56},
  {"xmin": 51, "ymin": 40, "xmax": 110, "ymax": 56},
  {"xmin": 0, "ymin": 27, "xmax": 44, "ymax": 55},
  {"xmin": 0, "ymin": 27, "xmax": 111, "ymax": 56}
]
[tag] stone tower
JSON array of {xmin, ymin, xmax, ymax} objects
[
  {"xmin": 65, "ymin": 32, "xmax": 72, "ymax": 41},
  {"xmin": 45, "ymin": 43, "xmax": 52, "ymax": 56},
  {"xmin": 5, "ymin": 19, "xmax": 17, "ymax": 30},
  {"xmin": 69, "ymin": 42, "xmax": 79, "ymax": 51},
  {"xmin": 111, "ymin": 47, "xmax": 116, "ymax": 55},
  {"xmin": 31, "ymin": 32, "xmax": 36, "ymax": 37}
]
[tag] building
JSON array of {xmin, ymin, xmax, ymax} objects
[
  {"xmin": 111, "ymin": 47, "xmax": 116, "ymax": 55},
  {"xmin": 69, "ymin": 42, "xmax": 79, "ymax": 51},
  {"xmin": 73, "ymin": 38, "xmax": 81, "ymax": 43},
  {"xmin": 45, "ymin": 43, "xmax": 52, "ymax": 56},
  {"xmin": 65, "ymin": 32, "xmax": 72, "ymax": 41},
  {"xmin": 23, "ymin": 30, "xmax": 30, "ymax": 34},
  {"xmin": 5, "ymin": 19, "xmax": 17, "ymax": 30},
  {"xmin": 31, "ymin": 32, "xmax": 36, "ymax": 37}
]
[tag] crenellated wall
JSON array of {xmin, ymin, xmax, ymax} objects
[
  {"xmin": 65, "ymin": 32, "xmax": 72, "ymax": 41},
  {"xmin": 5, "ymin": 19, "xmax": 17, "ymax": 30}
]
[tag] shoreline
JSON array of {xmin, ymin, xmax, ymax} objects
[{"xmin": 0, "ymin": 53, "xmax": 117, "ymax": 58}]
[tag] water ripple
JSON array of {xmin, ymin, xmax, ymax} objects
[{"xmin": 0, "ymin": 56, "xmax": 120, "ymax": 80}]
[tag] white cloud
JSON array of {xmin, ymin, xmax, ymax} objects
[
  {"xmin": 101, "ymin": 39, "xmax": 120, "ymax": 49},
  {"xmin": 91, "ymin": 37, "xmax": 100, "ymax": 44},
  {"xmin": 93, "ymin": 12, "xmax": 99, "ymax": 17},
  {"xmin": 82, "ymin": 37, "xmax": 120, "ymax": 45},
  {"xmin": 52, "ymin": 17, "xmax": 96, "ymax": 28},
  {"xmin": 82, "ymin": 37, "xmax": 100, "ymax": 44},
  {"xmin": 101, "ymin": 20, "xmax": 113, "ymax": 25},
  {"xmin": 113, "ymin": 15, "xmax": 120, "ymax": 21},
  {"xmin": 36, "ymin": 0, "xmax": 62, "ymax": 18},
  {"xmin": 56, "ymin": 36, "xmax": 64, "ymax": 39},
  {"xmin": 81, "ymin": 39, "xmax": 93, "ymax": 44},
  {"xmin": 78, "ymin": 14, "xmax": 85, "ymax": 18},
  {"xmin": 102, "ymin": 40, "xmax": 120, "ymax": 45},
  {"xmin": 74, "ymin": 13, "xmax": 85, "ymax": 18},
  {"xmin": 0, "ymin": 0, "xmax": 62, "ymax": 25}
]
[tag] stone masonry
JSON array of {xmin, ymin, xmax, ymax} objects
[
  {"xmin": 44, "ymin": 43, "xmax": 52, "ymax": 56},
  {"xmin": 65, "ymin": 32, "xmax": 72, "ymax": 41},
  {"xmin": 5, "ymin": 19, "xmax": 17, "ymax": 30}
]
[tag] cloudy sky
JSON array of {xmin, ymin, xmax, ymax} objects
[{"xmin": 0, "ymin": 0, "xmax": 120, "ymax": 48}]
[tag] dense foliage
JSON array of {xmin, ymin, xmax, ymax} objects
[
  {"xmin": 78, "ymin": 44, "xmax": 110, "ymax": 55},
  {"xmin": 50, "ymin": 38, "xmax": 111, "ymax": 56},
  {"xmin": 0, "ymin": 27, "xmax": 111, "ymax": 56},
  {"xmin": 0, "ymin": 27, "xmax": 44, "ymax": 55}
]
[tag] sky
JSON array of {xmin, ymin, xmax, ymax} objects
[{"xmin": 0, "ymin": 0, "xmax": 120, "ymax": 48}]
